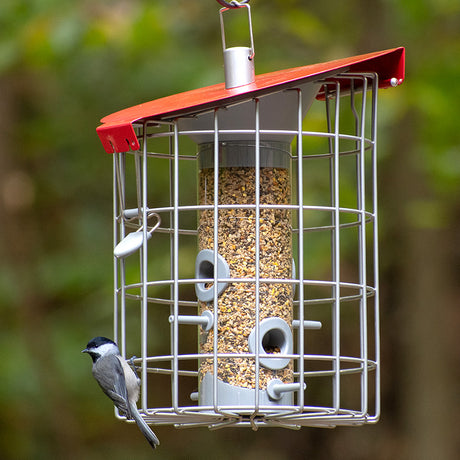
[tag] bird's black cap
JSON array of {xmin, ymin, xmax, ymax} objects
[{"xmin": 83, "ymin": 336, "xmax": 116, "ymax": 352}]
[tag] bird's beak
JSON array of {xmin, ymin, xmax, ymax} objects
[{"xmin": 82, "ymin": 348, "xmax": 88, "ymax": 353}]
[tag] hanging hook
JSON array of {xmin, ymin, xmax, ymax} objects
[
  {"xmin": 216, "ymin": 0, "xmax": 249, "ymax": 8},
  {"xmin": 219, "ymin": 2, "xmax": 254, "ymax": 60},
  {"xmin": 219, "ymin": 0, "xmax": 255, "ymax": 88}
]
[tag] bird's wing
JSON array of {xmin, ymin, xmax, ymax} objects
[{"xmin": 93, "ymin": 354, "xmax": 130, "ymax": 417}]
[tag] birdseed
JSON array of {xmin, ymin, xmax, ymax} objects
[{"xmin": 198, "ymin": 166, "xmax": 294, "ymax": 390}]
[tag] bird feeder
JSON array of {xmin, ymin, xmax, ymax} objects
[{"xmin": 96, "ymin": 2, "xmax": 404, "ymax": 430}]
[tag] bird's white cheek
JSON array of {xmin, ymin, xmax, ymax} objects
[{"xmin": 95, "ymin": 343, "xmax": 119, "ymax": 356}]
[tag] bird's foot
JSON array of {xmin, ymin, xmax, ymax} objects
[{"xmin": 129, "ymin": 355, "xmax": 140, "ymax": 377}]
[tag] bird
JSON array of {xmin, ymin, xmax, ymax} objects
[{"xmin": 82, "ymin": 336, "xmax": 160, "ymax": 450}]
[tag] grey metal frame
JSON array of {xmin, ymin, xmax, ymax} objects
[{"xmin": 111, "ymin": 72, "xmax": 380, "ymax": 429}]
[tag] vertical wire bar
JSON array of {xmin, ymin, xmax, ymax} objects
[
  {"xmin": 172, "ymin": 121, "xmax": 180, "ymax": 412},
  {"xmin": 325, "ymin": 85, "xmax": 333, "ymax": 156},
  {"xmin": 168, "ymin": 124, "xmax": 175, "ymax": 406},
  {"xmin": 357, "ymin": 77, "xmax": 369, "ymax": 415},
  {"xmin": 135, "ymin": 152, "xmax": 143, "ymax": 219},
  {"xmin": 296, "ymin": 88, "xmax": 305, "ymax": 410},
  {"xmin": 116, "ymin": 152, "xmax": 127, "ymax": 358},
  {"xmin": 141, "ymin": 122, "xmax": 149, "ymax": 411},
  {"xmin": 113, "ymin": 154, "xmax": 120, "ymax": 347},
  {"xmin": 325, "ymin": 84, "xmax": 337, "ymax": 412},
  {"xmin": 332, "ymin": 82, "xmax": 341, "ymax": 412},
  {"xmin": 212, "ymin": 109, "xmax": 220, "ymax": 412},
  {"xmin": 325, "ymin": 84, "xmax": 335, "ymax": 323},
  {"xmin": 113, "ymin": 151, "xmax": 126, "ymax": 421},
  {"xmin": 370, "ymin": 74, "xmax": 381, "ymax": 421},
  {"xmin": 114, "ymin": 149, "xmax": 126, "ymax": 220},
  {"xmin": 350, "ymin": 80, "xmax": 360, "ymax": 152},
  {"xmin": 253, "ymin": 98, "xmax": 261, "ymax": 417}
]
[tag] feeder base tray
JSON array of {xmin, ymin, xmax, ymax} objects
[{"xmin": 199, "ymin": 372, "xmax": 293, "ymax": 407}]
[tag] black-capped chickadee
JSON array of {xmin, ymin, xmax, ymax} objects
[{"xmin": 82, "ymin": 336, "xmax": 160, "ymax": 450}]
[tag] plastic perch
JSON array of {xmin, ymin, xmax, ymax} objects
[
  {"xmin": 292, "ymin": 320, "xmax": 322, "ymax": 330},
  {"xmin": 267, "ymin": 379, "xmax": 306, "ymax": 401},
  {"xmin": 168, "ymin": 310, "xmax": 214, "ymax": 332}
]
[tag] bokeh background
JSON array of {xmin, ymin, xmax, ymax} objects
[{"xmin": 1, "ymin": 1, "xmax": 458, "ymax": 459}]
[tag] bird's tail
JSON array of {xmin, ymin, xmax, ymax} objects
[{"xmin": 129, "ymin": 401, "xmax": 160, "ymax": 449}]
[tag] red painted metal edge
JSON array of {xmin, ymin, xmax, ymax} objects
[
  {"xmin": 97, "ymin": 47, "xmax": 405, "ymax": 153},
  {"xmin": 97, "ymin": 122, "xmax": 141, "ymax": 153}
]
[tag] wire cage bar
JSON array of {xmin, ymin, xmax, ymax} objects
[{"xmin": 109, "ymin": 71, "xmax": 383, "ymax": 430}]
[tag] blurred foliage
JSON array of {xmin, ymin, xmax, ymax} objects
[{"xmin": 0, "ymin": 0, "xmax": 458, "ymax": 459}]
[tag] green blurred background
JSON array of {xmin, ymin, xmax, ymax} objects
[{"xmin": 1, "ymin": 1, "xmax": 458, "ymax": 458}]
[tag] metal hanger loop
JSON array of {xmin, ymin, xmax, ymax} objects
[
  {"xmin": 219, "ymin": 1, "xmax": 254, "ymax": 59},
  {"xmin": 216, "ymin": 0, "xmax": 249, "ymax": 9}
]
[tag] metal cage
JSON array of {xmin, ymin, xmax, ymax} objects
[{"xmin": 97, "ymin": 48, "xmax": 405, "ymax": 430}]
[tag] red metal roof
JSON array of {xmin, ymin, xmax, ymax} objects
[{"xmin": 97, "ymin": 47, "xmax": 405, "ymax": 153}]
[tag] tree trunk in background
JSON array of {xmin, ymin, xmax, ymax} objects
[
  {"xmin": 0, "ymin": 74, "xmax": 82, "ymax": 459},
  {"xmin": 399, "ymin": 226, "xmax": 457, "ymax": 460},
  {"xmin": 380, "ymin": 110, "xmax": 458, "ymax": 459}
]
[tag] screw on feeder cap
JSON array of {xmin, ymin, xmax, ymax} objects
[{"xmin": 219, "ymin": 2, "xmax": 255, "ymax": 89}]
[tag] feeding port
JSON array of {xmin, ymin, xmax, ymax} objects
[{"xmin": 97, "ymin": 47, "xmax": 405, "ymax": 429}]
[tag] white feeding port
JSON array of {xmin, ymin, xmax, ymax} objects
[
  {"xmin": 195, "ymin": 249, "xmax": 230, "ymax": 302},
  {"xmin": 248, "ymin": 318, "xmax": 293, "ymax": 370}
]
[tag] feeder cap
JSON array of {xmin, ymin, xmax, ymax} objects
[{"xmin": 97, "ymin": 47, "xmax": 405, "ymax": 153}]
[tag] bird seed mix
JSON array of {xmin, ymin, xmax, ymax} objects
[{"xmin": 198, "ymin": 166, "xmax": 294, "ymax": 390}]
